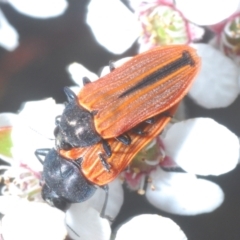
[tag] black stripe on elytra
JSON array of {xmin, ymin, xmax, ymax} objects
[{"xmin": 119, "ymin": 50, "xmax": 195, "ymax": 98}]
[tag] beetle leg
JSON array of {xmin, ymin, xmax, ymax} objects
[
  {"xmin": 55, "ymin": 116, "xmax": 61, "ymax": 125},
  {"xmin": 145, "ymin": 117, "xmax": 155, "ymax": 124},
  {"xmin": 102, "ymin": 139, "xmax": 112, "ymax": 157},
  {"xmin": 100, "ymin": 185, "xmax": 113, "ymax": 221},
  {"xmin": 116, "ymin": 134, "xmax": 131, "ymax": 145},
  {"xmin": 72, "ymin": 157, "xmax": 83, "ymax": 168},
  {"xmin": 35, "ymin": 148, "xmax": 51, "ymax": 164},
  {"xmin": 63, "ymin": 87, "xmax": 77, "ymax": 102},
  {"xmin": 109, "ymin": 60, "xmax": 115, "ymax": 71},
  {"xmin": 91, "ymin": 110, "xmax": 98, "ymax": 116},
  {"xmin": 82, "ymin": 76, "xmax": 91, "ymax": 85},
  {"xmin": 162, "ymin": 111, "xmax": 173, "ymax": 118},
  {"xmin": 98, "ymin": 153, "xmax": 111, "ymax": 172},
  {"xmin": 132, "ymin": 127, "xmax": 145, "ymax": 135}
]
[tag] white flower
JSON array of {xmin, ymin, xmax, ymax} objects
[
  {"xmin": 136, "ymin": 1, "xmax": 204, "ymax": 52},
  {"xmin": 1, "ymin": 41, "xmax": 239, "ymax": 238},
  {"xmin": 0, "ymin": 197, "xmax": 187, "ymax": 240}
]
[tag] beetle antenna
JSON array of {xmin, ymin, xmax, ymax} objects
[{"xmin": 29, "ymin": 126, "xmax": 55, "ymax": 141}]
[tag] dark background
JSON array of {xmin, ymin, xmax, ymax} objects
[{"xmin": 1, "ymin": 1, "xmax": 240, "ymax": 239}]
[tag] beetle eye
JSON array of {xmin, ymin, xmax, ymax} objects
[{"xmin": 61, "ymin": 142, "xmax": 73, "ymax": 151}]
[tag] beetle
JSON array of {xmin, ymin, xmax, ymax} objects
[
  {"xmin": 36, "ymin": 104, "xmax": 178, "ymax": 212},
  {"xmin": 55, "ymin": 45, "xmax": 201, "ymax": 154}
]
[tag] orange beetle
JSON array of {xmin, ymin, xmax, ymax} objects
[
  {"xmin": 60, "ymin": 104, "xmax": 178, "ymax": 186},
  {"xmin": 55, "ymin": 45, "xmax": 200, "ymax": 157},
  {"xmin": 36, "ymin": 104, "xmax": 178, "ymax": 211},
  {"xmin": 79, "ymin": 45, "xmax": 200, "ymax": 137}
]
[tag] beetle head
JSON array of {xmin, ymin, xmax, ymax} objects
[{"xmin": 36, "ymin": 148, "xmax": 96, "ymax": 211}]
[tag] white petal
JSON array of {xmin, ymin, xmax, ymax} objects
[
  {"xmin": 175, "ymin": 0, "xmax": 239, "ymax": 25},
  {"xmin": 67, "ymin": 62, "xmax": 99, "ymax": 87},
  {"xmin": 8, "ymin": 0, "xmax": 68, "ymax": 18},
  {"xmin": 0, "ymin": 196, "xmax": 21, "ymax": 215},
  {"xmin": 189, "ymin": 43, "xmax": 239, "ymax": 108},
  {"xmin": 115, "ymin": 214, "xmax": 187, "ymax": 240},
  {"xmin": 87, "ymin": 0, "xmax": 140, "ymax": 54},
  {"xmin": 0, "ymin": 9, "xmax": 19, "ymax": 51},
  {"xmin": 146, "ymin": 168, "xmax": 224, "ymax": 215},
  {"xmin": 2, "ymin": 200, "xmax": 66, "ymax": 240},
  {"xmin": 66, "ymin": 205, "xmax": 111, "ymax": 240},
  {"xmin": 163, "ymin": 118, "xmax": 239, "ymax": 176},
  {"xmin": 11, "ymin": 99, "xmax": 63, "ymax": 171},
  {"xmin": 18, "ymin": 98, "xmax": 64, "ymax": 138}
]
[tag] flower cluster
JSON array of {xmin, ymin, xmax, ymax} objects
[
  {"xmin": 0, "ymin": 58, "xmax": 238, "ymax": 239},
  {"xmin": 0, "ymin": 0, "xmax": 240, "ymax": 239}
]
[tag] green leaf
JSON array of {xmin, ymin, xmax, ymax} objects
[{"xmin": 0, "ymin": 127, "xmax": 13, "ymax": 158}]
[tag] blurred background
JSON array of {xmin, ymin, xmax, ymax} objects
[{"xmin": 1, "ymin": 1, "xmax": 240, "ymax": 239}]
